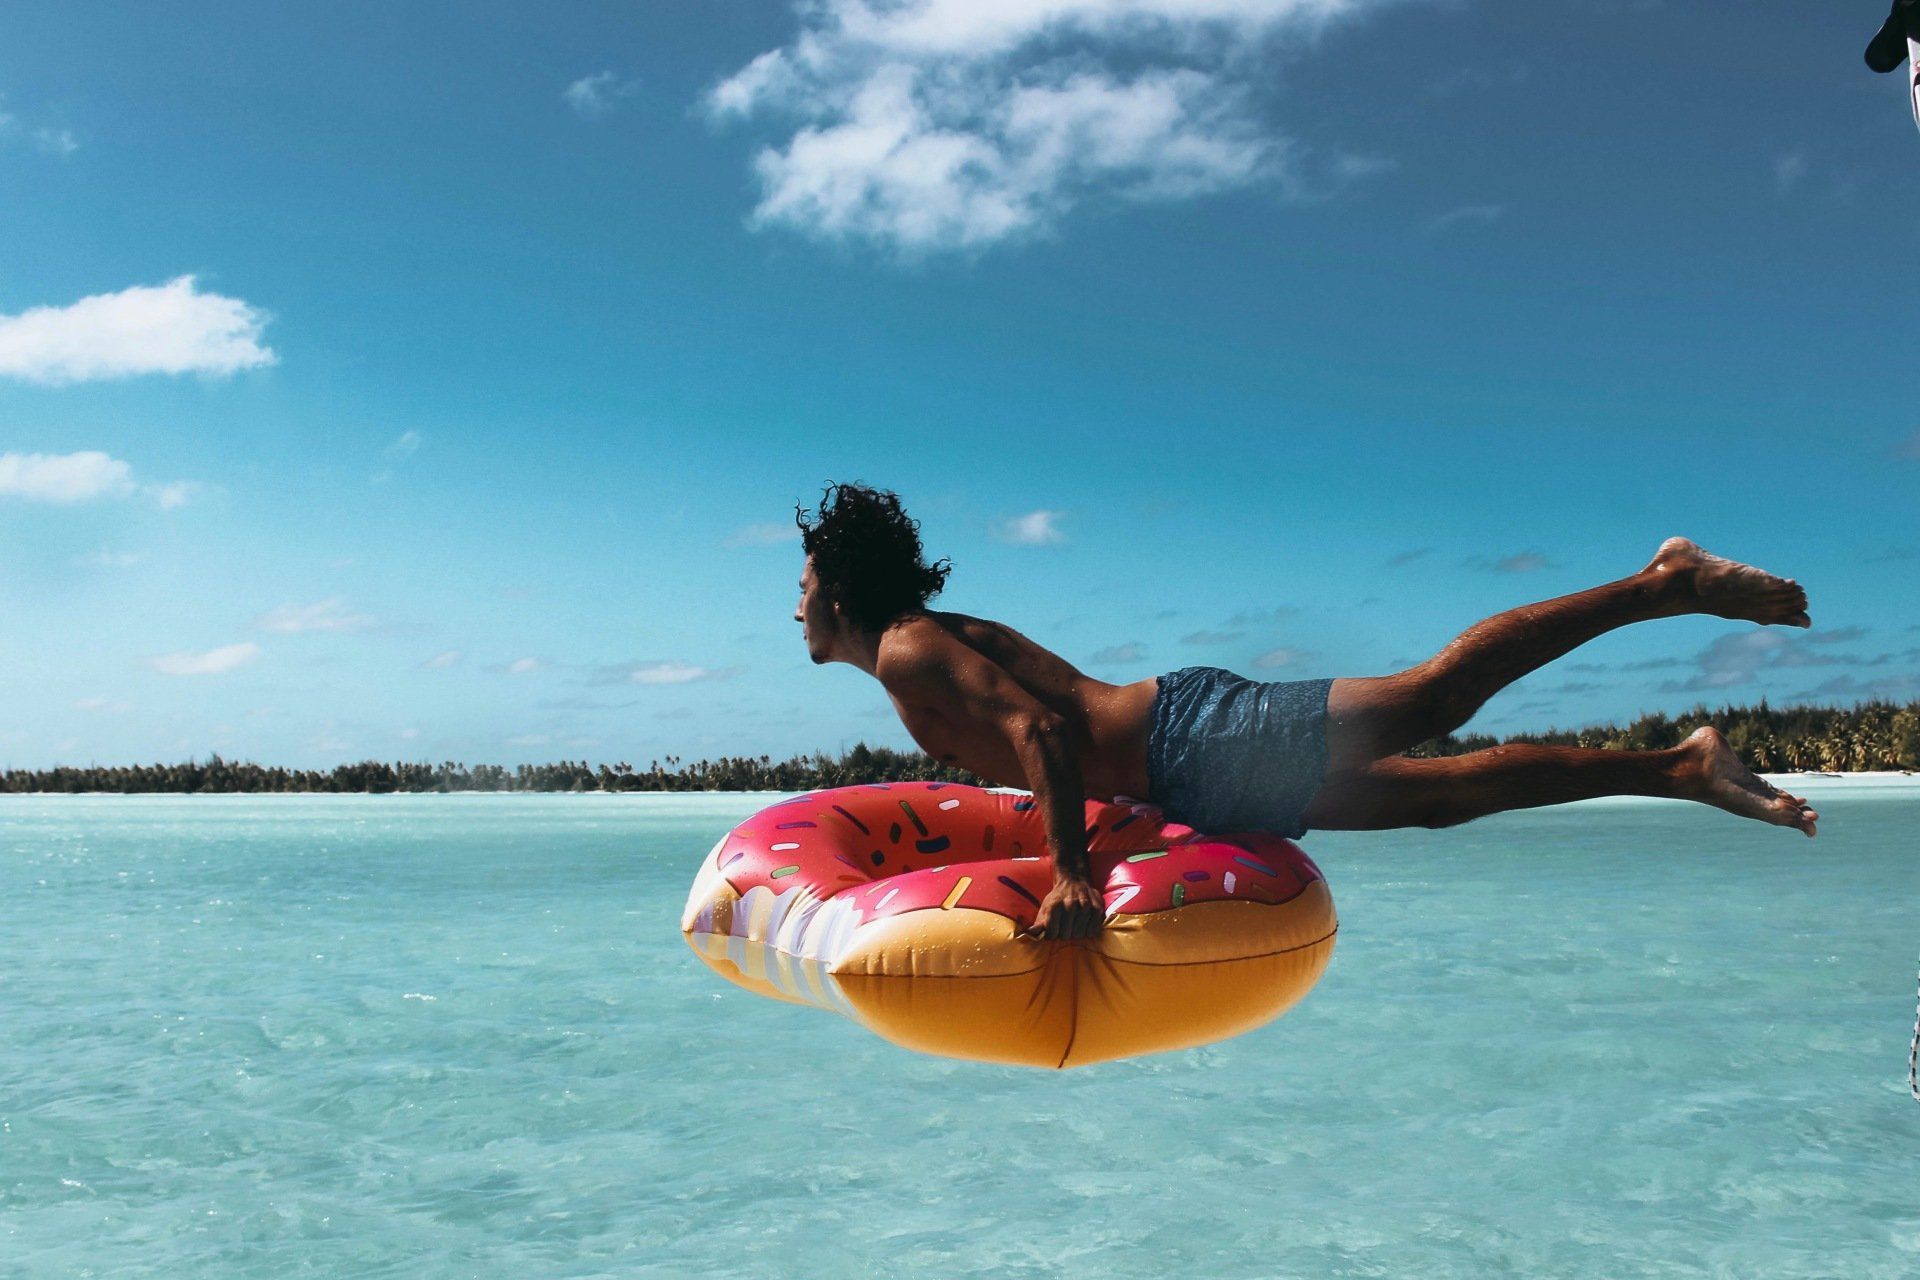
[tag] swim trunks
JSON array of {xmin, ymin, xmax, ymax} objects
[{"xmin": 1145, "ymin": 666, "xmax": 1336, "ymax": 840}]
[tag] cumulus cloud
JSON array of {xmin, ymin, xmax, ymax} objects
[
  {"xmin": 1252, "ymin": 646, "xmax": 1307, "ymax": 669},
  {"xmin": 724, "ymin": 520, "xmax": 803, "ymax": 548},
  {"xmin": 0, "ymin": 451, "xmax": 198, "ymax": 509},
  {"xmin": 994, "ymin": 509, "xmax": 1066, "ymax": 545},
  {"xmin": 255, "ymin": 598, "xmax": 377, "ymax": 634},
  {"xmin": 422, "ymin": 649, "xmax": 462, "ymax": 670},
  {"xmin": 0, "ymin": 276, "xmax": 275, "ymax": 385},
  {"xmin": 566, "ymin": 71, "xmax": 642, "ymax": 118},
  {"xmin": 1088, "ymin": 641, "xmax": 1146, "ymax": 663},
  {"xmin": 152, "ymin": 642, "xmax": 262, "ymax": 676},
  {"xmin": 0, "ymin": 450, "xmax": 133, "ymax": 502},
  {"xmin": 707, "ymin": 0, "xmax": 1388, "ymax": 253},
  {"xmin": 503, "ymin": 657, "xmax": 544, "ymax": 675},
  {"xmin": 1181, "ymin": 628, "xmax": 1242, "ymax": 644},
  {"xmin": 1387, "ymin": 547, "xmax": 1431, "ymax": 567},
  {"xmin": 590, "ymin": 660, "xmax": 744, "ymax": 685}
]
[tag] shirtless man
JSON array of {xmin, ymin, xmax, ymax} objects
[{"xmin": 793, "ymin": 484, "xmax": 1819, "ymax": 942}]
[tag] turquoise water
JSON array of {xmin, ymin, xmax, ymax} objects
[{"xmin": 4, "ymin": 789, "xmax": 1919, "ymax": 1279}]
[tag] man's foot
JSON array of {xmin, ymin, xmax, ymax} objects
[
  {"xmin": 1645, "ymin": 537, "xmax": 1811, "ymax": 627},
  {"xmin": 1680, "ymin": 726, "xmax": 1819, "ymax": 837},
  {"xmin": 1867, "ymin": 0, "xmax": 1918, "ymax": 74}
]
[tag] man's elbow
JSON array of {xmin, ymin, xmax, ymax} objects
[{"xmin": 1016, "ymin": 712, "xmax": 1067, "ymax": 740}]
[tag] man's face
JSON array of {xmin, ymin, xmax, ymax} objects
[{"xmin": 795, "ymin": 557, "xmax": 836, "ymax": 664}]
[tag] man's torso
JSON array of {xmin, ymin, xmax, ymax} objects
[{"xmin": 880, "ymin": 611, "xmax": 1158, "ymax": 800}]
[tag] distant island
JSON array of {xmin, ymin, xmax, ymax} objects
[{"xmin": 3, "ymin": 699, "xmax": 1915, "ymax": 794}]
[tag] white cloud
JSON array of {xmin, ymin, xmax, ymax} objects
[
  {"xmin": 1429, "ymin": 202, "xmax": 1506, "ymax": 233},
  {"xmin": 724, "ymin": 520, "xmax": 803, "ymax": 548},
  {"xmin": 0, "ymin": 276, "xmax": 275, "ymax": 385},
  {"xmin": 422, "ymin": 649, "xmax": 462, "ymax": 670},
  {"xmin": 993, "ymin": 509, "xmax": 1066, "ymax": 545},
  {"xmin": 74, "ymin": 696, "xmax": 134, "ymax": 713},
  {"xmin": 0, "ymin": 450, "xmax": 133, "ymax": 502},
  {"xmin": 78, "ymin": 549, "xmax": 145, "ymax": 568},
  {"xmin": 152, "ymin": 642, "xmax": 262, "ymax": 676},
  {"xmin": 566, "ymin": 71, "xmax": 641, "ymax": 118},
  {"xmin": 147, "ymin": 480, "xmax": 197, "ymax": 509},
  {"xmin": 255, "ymin": 598, "xmax": 377, "ymax": 634},
  {"xmin": 708, "ymin": 0, "xmax": 1382, "ymax": 252},
  {"xmin": 1252, "ymin": 646, "xmax": 1306, "ymax": 669},
  {"xmin": 1773, "ymin": 150, "xmax": 1808, "ymax": 194},
  {"xmin": 0, "ymin": 98, "xmax": 78, "ymax": 156},
  {"xmin": 35, "ymin": 127, "xmax": 78, "ymax": 156},
  {"xmin": 506, "ymin": 657, "xmax": 543, "ymax": 675},
  {"xmin": 592, "ymin": 660, "xmax": 743, "ymax": 685},
  {"xmin": 386, "ymin": 430, "xmax": 422, "ymax": 460}
]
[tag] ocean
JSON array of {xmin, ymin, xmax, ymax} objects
[{"xmin": 4, "ymin": 786, "xmax": 1918, "ymax": 1278}]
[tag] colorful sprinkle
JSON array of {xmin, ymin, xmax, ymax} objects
[
  {"xmin": 835, "ymin": 853, "xmax": 862, "ymax": 871},
  {"xmin": 938, "ymin": 798, "xmax": 961, "ymax": 811},
  {"xmin": 889, "ymin": 823, "xmax": 902, "ymax": 844},
  {"xmin": 1126, "ymin": 850, "xmax": 1168, "ymax": 863},
  {"xmin": 723, "ymin": 850, "xmax": 746, "ymax": 868},
  {"xmin": 1012, "ymin": 799, "xmax": 1036, "ymax": 812},
  {"xmin": 1170, "ymin": 883, "xmax": 1187, "ymax": 907},
  {"xmin": 775, "ymin": 821, "xmax": 817, "ymax": 830},
  {"xmin": 1223, "ymin": 871, "xmax": 1237, "ymax": 894},
  {"xmin": 1084, "ymin": 824, "xmax": 1101, "ymax": 840},
  {"xmin": 1107, "ymin": 884, "xmax": 1141, "ymax": 913},
  {"xmin": 771, "ymin": 865, "xmax": 800, "ymax": 878},
  {"xmin": 1110, "ymin": 812, "xmax": 1140, "ymax": 832},
  {"xmin": 997, "ymin": 876, "xmax": 1041, "ymax": 907},
  {"xmin": 869, "ymin": 850, "xmax": 885, "ymax": 866},
  {"xmin": 831, "ymin": 805, "xmax": 870, "ymax": 834},
  {"xmin": 875, "ymin": 887, "xmax": 900, "ymax": 912},
  {"xmin": 941, "ymin": 877, "xmax": 973, "ymax": 910},
  {"xmin": 1233, "ymin": 854, "xmax": 1278, "ymax": 876},
  {"xmin": 1182, "ymin": 870, "xmax": 1209, "ymax": 882},
  {"xmin": 899, "ymin": 800, "xmax": 929, "ymax": 837},
  {"xmin": 915, "ymin": 835, "xmax": 952, "ymax": 855},
  {"xmin": 771, "ymin": 842, "xmax": 800, "ymax": 852}
]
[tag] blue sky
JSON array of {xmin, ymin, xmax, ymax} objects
[{"xmin": 2, "ymin": 0, "xmax": 1916, "ymax": 770}]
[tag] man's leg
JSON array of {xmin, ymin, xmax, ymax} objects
[
  {"xmin": 1322, "ymin": 538, "xmax": 1809, "ymax": 770},
  {"xmin": 1303, "ymin": 727, "xmax": 1819, "ymax": 835}
]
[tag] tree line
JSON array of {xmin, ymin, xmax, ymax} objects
[{"xmin": 1, "ymin": 699, "xmax": 1915, "ymax": 794}]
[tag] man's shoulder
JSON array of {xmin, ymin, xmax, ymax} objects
[{"xmin": 874, "ymin": 614, "xmax": 957, "ymax": 682}]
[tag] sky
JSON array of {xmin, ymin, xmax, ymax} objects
[{"xmin": 2, "ymin": 0, "xmax": 1917, "ymax": 770}]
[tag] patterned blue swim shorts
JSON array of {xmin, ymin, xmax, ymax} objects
[{"xmin": 1145, "ymin": 666, "xmax": 1336, "ymax": 839}]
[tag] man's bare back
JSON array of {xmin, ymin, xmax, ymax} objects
[{"xmin": 880, "ymin": 612, "xmax": 1158, "ymax": 802}]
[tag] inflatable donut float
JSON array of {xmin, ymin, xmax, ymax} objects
[{"xmin": 680, "ymin": 782, "xmax": 1337, "ymax": 1068}]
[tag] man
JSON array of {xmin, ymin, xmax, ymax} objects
[{"xmin": 793, "ymin": 483, "xmax": 1818, "ymax": 942}]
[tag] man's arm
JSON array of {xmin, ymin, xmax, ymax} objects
[{"xmin": 878, "ymin": 628, "xmax": 1104, "ymax": 940}]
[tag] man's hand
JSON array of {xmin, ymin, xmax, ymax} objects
[{"xmin": 1026, "ymin": 875, "xmax": 1105, "ymax": 941}]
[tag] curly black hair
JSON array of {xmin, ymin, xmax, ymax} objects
[{"xmin": 795, "ymin": 483, "xmax": 951, "ymax": 631}]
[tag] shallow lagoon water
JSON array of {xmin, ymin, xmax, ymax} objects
[{"xmin": 3, "ymin": 788, "xmax": 1918, "ymax": 1278}]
